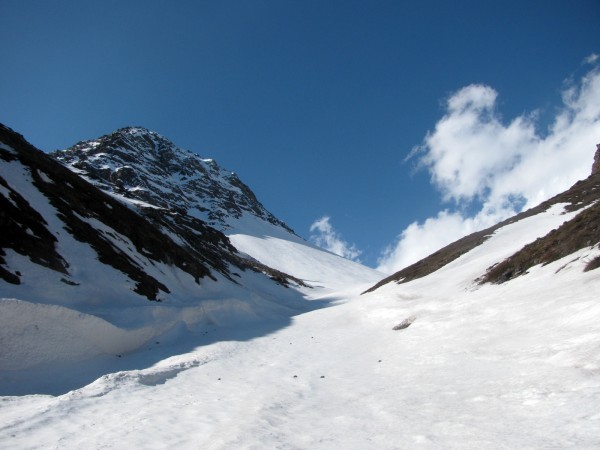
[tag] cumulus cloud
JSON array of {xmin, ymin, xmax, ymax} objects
[
  {"xmin": 377, "ymin": 210, "xmax": 500, "ymax": 274},
  {"xmin": 378, "ymin": 65, "xmax": 600, "ymax": 274},
  {"xmin": 310, "ymin": 216, "xmax": 362, "ymax": 261}
]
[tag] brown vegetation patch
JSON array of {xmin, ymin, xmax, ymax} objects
[
  {"xmin": 364, "ymin": 171, "xmax": 600, "ymax": 293},
  {"xmin": 479, "ymin": 191, "xmax": 600, "ymax": 284}
]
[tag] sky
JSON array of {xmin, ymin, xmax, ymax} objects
[{"xmin": 1, "ymin": 0, "xmax": 599, "ymax": 271}]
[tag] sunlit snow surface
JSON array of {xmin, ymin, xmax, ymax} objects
[
  {"xmin": 2, "ymin": 205, "xmax": 600, "ymax": 448},
  {"xmin": 226, "ymin": 214, "xmax": 386, "ymax": 296}
]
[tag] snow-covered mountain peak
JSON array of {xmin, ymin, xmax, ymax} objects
[
  {"xmin": 53, "ymin": 127, "xmax": 293, "ymax": 233},
  {"xmin": 52, "ymin": 127, "xmax": 384, "ymax": 293}
]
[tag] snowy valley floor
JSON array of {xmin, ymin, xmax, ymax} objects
[{"xmin": 2, "ymin": 247, "xmax": 600, "ymax": 449}]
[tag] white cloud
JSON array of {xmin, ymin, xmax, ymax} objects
[
  {"xmin": 310, "ymin": 216, "xmax": 362, "ymax": 262},
  {"xmin": 377, "ymin": 209, "xmax": 503, "ymax": 274},
  {"xmin": 584, "ymin": 53, "xmax": 599, "ymax": 65},
  {"xmin": 378, "ymin": 65, "xmax": 600, "ymax": 274}
]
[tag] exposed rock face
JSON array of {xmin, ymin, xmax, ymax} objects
[
  {"xmin": 0, "ymin": 124, "xmax": 212, "ymax": 298},
  {"xmin": 592, "ymin": 143, "xmax": 600, "ymax": 175},
  {"xmin": 0, "ymin": 124, "xmax": 305, "ymax": 300},
  {"xmin": 52, "ymin": 127, "xmax": 294, "ymax": 233},
  {"xmin": 51, "ymin": 127, "xmax": 306, "ymax": 289}
]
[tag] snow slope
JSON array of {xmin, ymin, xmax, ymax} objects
[
  {"xmin": 52, "ymin": 127, "xmax": 385, "ymax": 294},
  {"xmin": 2, "ymin": 202, "xmax": 600, "ymax": 448},
  {"xmin": 1, "ymin": 123, "xmax": 382, "ymax": 400},
  {"xmin": 0, "ymin": 125, "xmax": 317, "ymax": 394},
  {"xmin": 227, "ymin": 214, "xmax": 385, "ymax": 296}
]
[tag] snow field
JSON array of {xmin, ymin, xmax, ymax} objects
[
  {"xmin": 0, "ymin": 153, "xmax": 312, "ymax": 387},
  {"xmin": 2, "ymin": 242, "xmax": 600, "ymax": 448},
  {"xmin": 1, "ymin": 176, "xmax": 600, "ymax": 449},
  {"xmin": 227, "ymin": 214, "xmax": 385, "ymax": 296}
]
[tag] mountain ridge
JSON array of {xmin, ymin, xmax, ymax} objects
[
  {"xmin": 52, "ymin": 126, "xmax": 311, "ymax": 291},
  {"xmin": 364, "ymin": 145, "xmax": 600, "ymax": 293},
  {"xmin": 0, "ymin": 123, "xmax": 228, "ymax": 298},
  {"xmin": 52, "ymin": 126, "xmax": 294, "ymax": 234},
  {"xmin": 0, "ymin": 123, "xmax": 313, "ymax": 305},
  {"xmin": 51, "ymin": 126, "xmax": 382, "ymax": 293},
  {"xmin": 0, "ymin": 122, "xmax": 325, "ymax": 385}
]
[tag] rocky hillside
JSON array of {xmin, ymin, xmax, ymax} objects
[
  {"xmin": 365, "ymin": 143, "xmax": 600, "ymax": 293},
  {"xmin": 52, "ymin": 127, "xmax": 293, "ymax": 233},
  {"xmin": 479, "ymin": 172, "xmax": 600, "ymax": 284},
  {"xmin": 0, "ymin": 124, "xmax": 303, "ymax": 302},
  {"xmin": 51, "ymin": 127, "xmax": 314, "ymax": 288}
]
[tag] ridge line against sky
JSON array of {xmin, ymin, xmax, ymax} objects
[{"xmin": 1, "ymin": 1, "xmax": 599, "ymax": 269}]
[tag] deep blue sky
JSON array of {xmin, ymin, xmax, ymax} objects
[{"xmin": 2, "ymin": 0, "xmax": 599, "ymax": 267}]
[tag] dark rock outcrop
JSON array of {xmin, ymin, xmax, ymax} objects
[
  {"xmin": 52, "ymin": 127, "xmax": 294, "ymax": 233},
  {"xmin": 362, "ymin": 203, "xmax": 548, "ymax": 294},
  {"xmin": 51, "ymin": 126, "xmax": 306, "ymax": 289},
  {"xmin": 0, "ymin": 124, "xmax": 216, "ymax": 298},
  {"xmin": 0, "ymin": 124, "xmax": 305, "ymax": 299}
]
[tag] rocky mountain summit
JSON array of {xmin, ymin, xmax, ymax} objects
[
  {"xmin": 51, "ymin": 126, "xmax": 306, "ymax": 289},
  {"xmin": 52, "ymin": 127, "xmax": 293, "ymax": 233}
]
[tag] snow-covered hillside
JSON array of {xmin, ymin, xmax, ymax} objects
[
  {"xmin": 52, "ymin": 127, "xmax": 385, "ymax": 292},
  {"xmin": 2, "ymin": 124, "xmax": 600, "ymax": 448},
  {"xmin": 0, "ymin": 124, "xmax": 380, "ymax": 396},
  {"xmin": 0, "ymin": 124, "xmax": 317, "ymax": 394},
  {"xmin": 2, "ymin": 198, "xmax": 599, "ymax": 448},
  {"xmin": 227, "ymin": 214, "xmax": 385, "ymax": 296}
]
